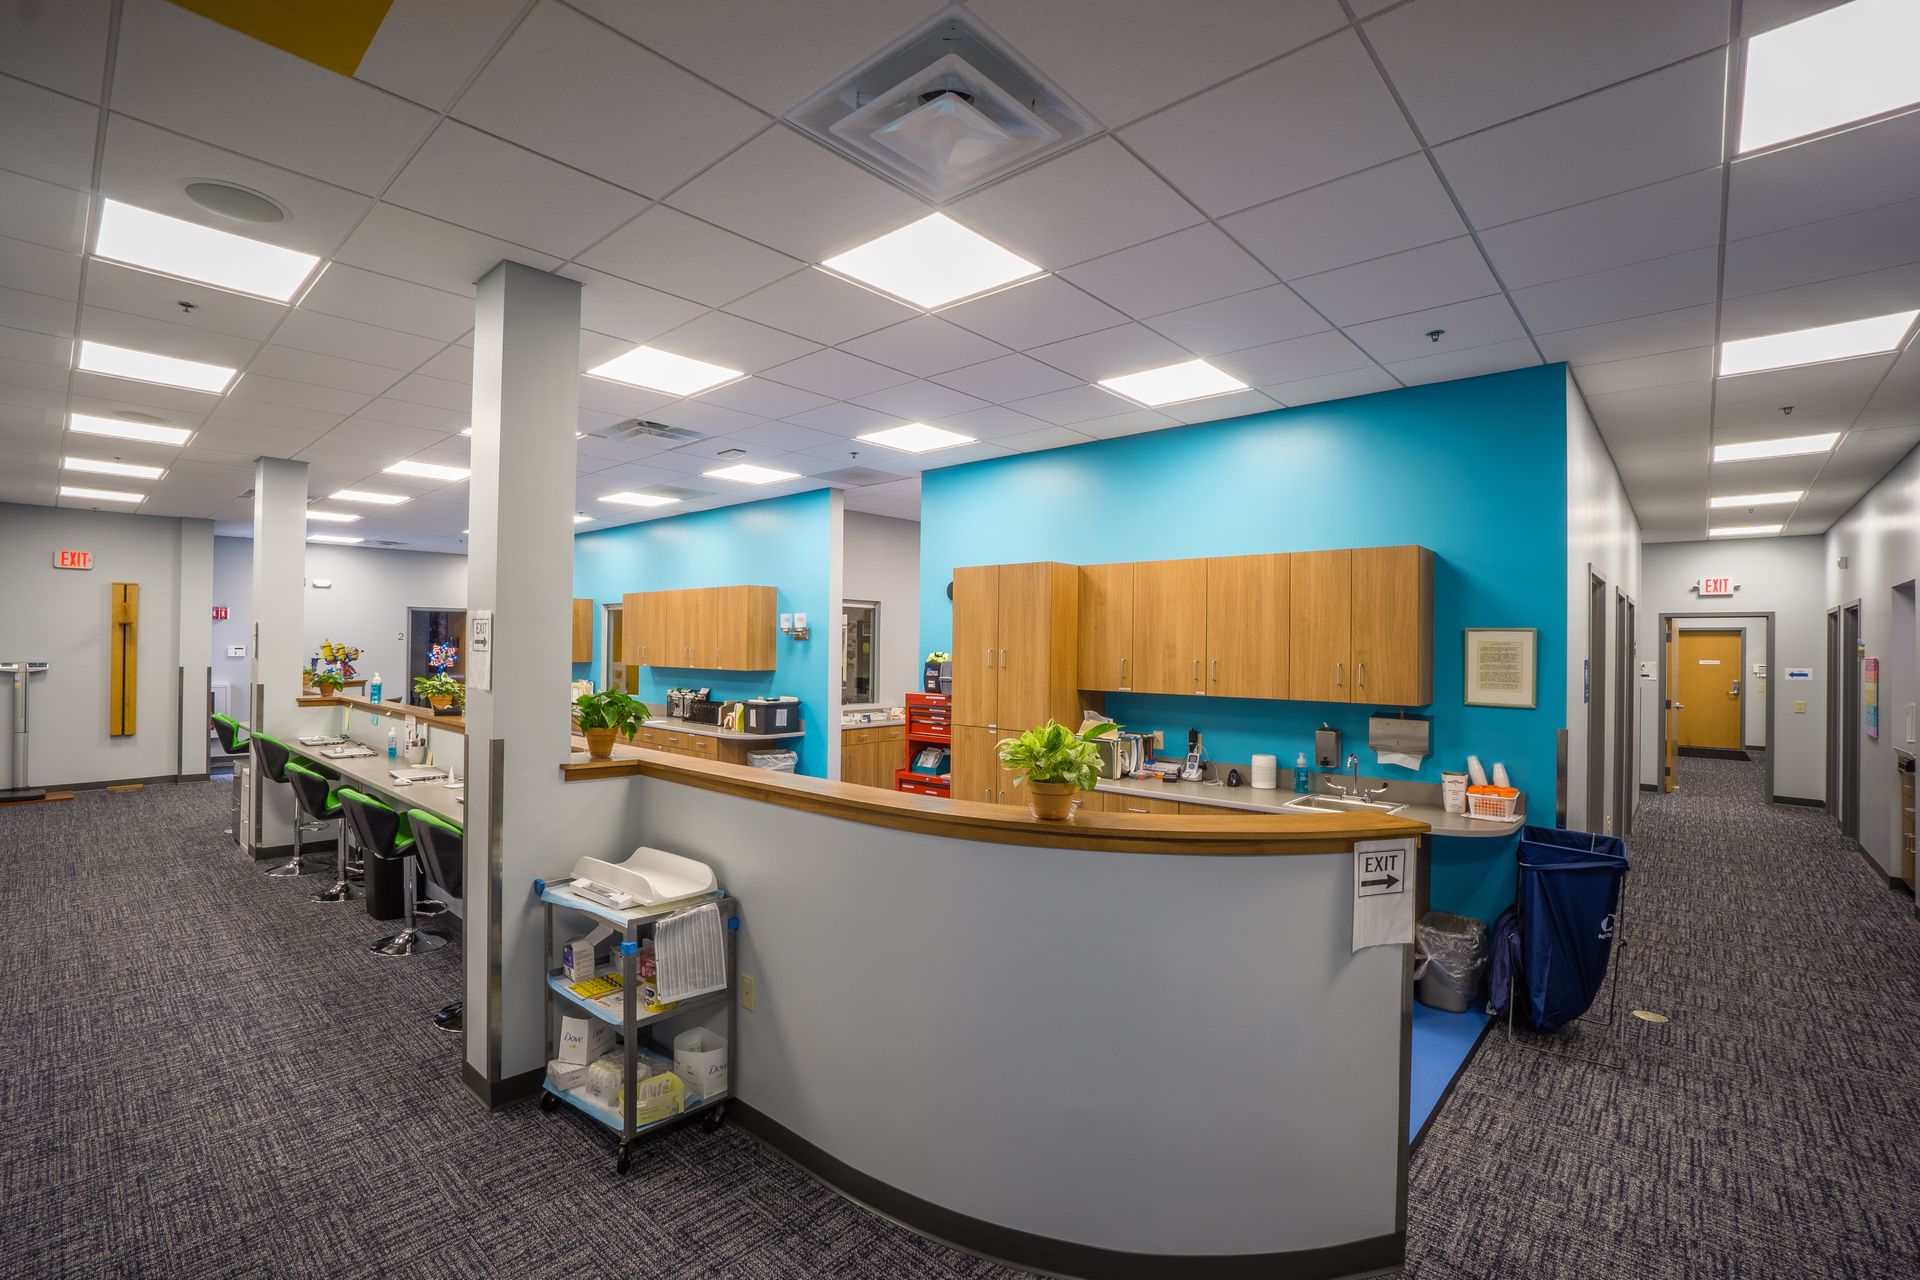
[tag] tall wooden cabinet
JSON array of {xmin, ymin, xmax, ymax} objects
[
  {"xmin": 571, "ymin": 598, "xmax": 594, "ymax": 663},
  {"xmin": 621, "ymin": 585, "xmax": 776, "ymax": 671},
  {"xmin": 1290, "ymin": 546, "xmax": 1432, "ymax": 705},
  {"xmin": 951, "ymin": 724, "xmax": 1018, "ymax": 806}
]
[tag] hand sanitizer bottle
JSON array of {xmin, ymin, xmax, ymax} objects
[
  {"xmin": 368, "ymin": 672, "xmax": 383, "ymax": 726},
  {"xmin": 386, "ymin": 727, "xmax": 398, "ymax": 760},
  {"xmin": 1294, "ymin": 752, "xmax": 1311, "ymax": 794}
]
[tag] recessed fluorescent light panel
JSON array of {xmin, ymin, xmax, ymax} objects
[
  {"xmin": 329, "ymin": 489, "xmax": 409, "ymax": 505},
  {"xmin": 67, "ymin": 412, "xmax": 193, "ymax": 447},
  {"xmin": 586, "ymin": 346, "xmax": 742, "ymax": 396},
  {"xmin": 1712, "ymin": 433, "xmax": 1840, "ymax": 462},
  {"xmin": 821, "ymin": 213, "xmax": 1043, "ymax": 309},
  {"xmin": 76, "ymin": 340, "xmax": 236, "ymax": 394},
  {"xmin": 854, "ymin": 422, "xmax": 976, "ymax": 453},
  {"xmin": 705, "ymin": 463, "xmax": 800, "ymax": 485},
  {"xmin": 1709, "ymin": 524, "xmax": 1784, "ymax": 538},
  {"xmin": 1738, "ymin": 0, "xmax": 1920, "ymax": 153},
  {"xmin": 93, "ymin": 199, "xmax": 321, "ymax": 301},
  {"xmin": 63, "ymin": 456, "xmax": 165, "ymax": 480},
  {"xmin": 1709, "ymin": 491, "xmax": 1803, "ymax": 509},
  {"xmin": 1098, "ymin": 358, "xmax": 1248, "ymax": 407},
  {"xmin": 60, "ymin": 485, "xmax": 144, "ymax": 503},
  {"xmin": 1719, "ymin": 310, "xmax": 1919, "ymax": 377},
  {"xmin": 382, "ymin": 460, "xmax": 471, "ymax": 482},
  {"xmin": 599, "ymin": 491, "xmax": 683, "ymax": 508},
  {"xmin": 574, "ymin": 514, "xmax": 593, "ymax": 524},
  {"xmin": 305, "ymin": 510, "xmax": 361, "ymax": 523},
  {"xmin": 307, "ymin": 534, "xmax": 365, "ymax": 544}
]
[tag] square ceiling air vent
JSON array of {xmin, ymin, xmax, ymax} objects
[
  {"xmin": 789, "ymin": 5, "xmax": 1096, "ymax": 202},
  {"xmin": 592, "ymin": 419, "xmax": 704, "ymax": 445},
  {"xmin": 817, "ymin": 465, "xmax": 908, "ymax": 487}
]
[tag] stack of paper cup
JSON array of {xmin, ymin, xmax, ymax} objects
[{"xmin": 1251, "ymin": 754, "xmax": 1279, "ymax": 789}]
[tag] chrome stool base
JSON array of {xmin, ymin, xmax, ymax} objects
[
  {"xmin": 434, "ymin": 1001, "xmax": 464, "ymax": 1033},
  {"xmin": 265, "ymin": 859, "xmax": 304, "ymax": 877},
  {"xmin": 371, "ymin": 929, "xmax": 448, "ymax": 957},
  {"xmin": 311, "ymin": 880, "xmax": 353, "ymax": 903}
]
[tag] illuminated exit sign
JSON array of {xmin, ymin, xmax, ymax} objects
[
  {"xmin": 1697, "ymin": 576, "xmax": 1735, "ymax": 597},
  {"xmin": 53, "ymin": 549, "xmax": 93, "ymax": 570}
]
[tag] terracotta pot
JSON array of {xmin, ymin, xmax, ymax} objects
[
  {"xmin": 585, "ymin": 727, "xmax": 617, "ymax": 759},
  {"xmin": 1026, "ymin": 780, "xmax": 1080, "ymax": 821},
  {"xmin": 429, "ymin": 694, "xmax": 453, "ymax": 711}
]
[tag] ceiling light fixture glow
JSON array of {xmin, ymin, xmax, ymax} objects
[
  {"xmin": 1709, "ymin": 491, "xmax": 1804, "ymax": 508},
  {"xmin": 1097, "ymin": 358, "xmax": 1249, "ymax": 407},
  {"xmin": 1738, "ymin": 0, "xmax": 1920, "ymax": 153},
  {"xmin": 60, "ymin": 484, "xmax": 144, "ymax": 503},
  {"xmin": 67, "ymin": 412, "xmax": 193, "ymax": 447},
  {"xmin": 305, "ymin": 510, "xmax": 361, "ymax": 523},
  {"xmin": 1709, "ymin": 524, "xmax": 1784, "ymax": 538},
  {"xmin": 704, "ymin": 463, "xmax": 800, "ymax": 485},
  {"xmin": 93, "ymin": 198, "xmax": 321, "ymax": 301},
  {"xmin": 63, "ymin": 456, "xmax": 165, "ymax": 480},
  {"xmin": 574, "ymin": 514, "xmax": 593, "ymax": 524},
  {"xmin": 598, "ymin": 491, "xmax": 683, "ymax": 508},
  {"xmin": 1712, "ymin": 433, "xmax": 1841, "ymax": 462},
  {"xmin": 820, "ymin": 213, "xmax": 1043, "ymax": 309},
  {"xmin": 1718, "ymin": 310, "xmax": 1919, "ymax": 376},
  {"xmin": 854, "ymin": 422, "xmax": 976, "ymax": 453},
  {"xmin": 329, "ymin": 489, "xmax": 410, "ymax": 505},
  {"xmin": 382, "ymin": 459, "xmax": 471, "ymax": 482},
  {"xmin": 586, "ymin": 345, "xmax": 743, "ymax": 396},
  {"xmin": 76, "ymin": 340, "xmax": 236, "ymax": 393},
  {"xmin": 307, "ymin": 533, "xmax": 365, "ymax": 544}
]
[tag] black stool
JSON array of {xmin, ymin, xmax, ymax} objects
[
  {"xmin": 211, "ymin": 714, "xmax": 248, "ymax": 835},
  {"xmin": 285, "ymin": 762, "xmax": 351, "ymax": 903},
  {"xmin": 339, "ymin": 789, "xmax": 445, "ymax": 957},
  {"xmin": 407, "ymin": 809, "xmax": 466, "ymax": 1032},
  {"xmin": 250, "ymin": 734, "xmax": 337, "ymax": 877}
]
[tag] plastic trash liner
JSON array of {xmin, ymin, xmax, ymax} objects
[
  {"xmin": 1414, "ymin": 911, "xmax": 1490, "ymax": 1012},
  {"xmin": 1513, "ymin": 825, "xmax": 1628, "ymax": 1032}
]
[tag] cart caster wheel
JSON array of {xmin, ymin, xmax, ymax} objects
[
  {"xmin": 539, "ymin": 1092, "xmax": 560, "ymax": 1113},
  {"xmin": 702, "ymin": 1103, "xmax": 727, "ymax": 1133},
  {"xmin": 616, "ymin": 1150, "xmax": 632, "ymax": 1175}
]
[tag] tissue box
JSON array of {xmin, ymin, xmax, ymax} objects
[
  {"xmin": 563, "ymin": 936, "xmax": 600, "ymax": 982},
  {"xmin": 673, "ymin": 1026, "xmax": 729, "ymax": 1101},
  {"xmin": 557, "ymin": 1015, "xmax": 614, "ymax": 1066}
]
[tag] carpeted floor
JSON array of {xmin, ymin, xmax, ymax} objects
[
  {"xmin": 1391, "ymin": 754, "xmax": 1920, "ymax": 1279},
  {"xmin": 3, "ymin": 758, "xmax": 1915, "ymax": 1279}
]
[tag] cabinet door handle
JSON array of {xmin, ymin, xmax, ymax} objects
[
  {"xmin": 1000, "ymin": 648, "xmax": 1008, "ymax": 668},
  {"xmin": 1357, "ymin": 661, "xmax": 1366, "ymax": 689},
  {"xmin": 1119, "ymin": 657, "xmax": 1127, "ymax": 686},
  {"xmin": 986, "ymin": 647, "xmax": 994, "ymax": 669},
  {"xmin": 1336, "ymin": 662, "xmax": 1344, "ymax": 687},
  {"xmin": 1192, "ymin": 658, "xmax": 1199, "ymax": 682},
  {"xmin": 1210, "ymin": 659, "xmax": 1218, "ymax": 683},
  {"xmin": 715, "ymin": 647, "xmax": 721, "ymax": 665}
]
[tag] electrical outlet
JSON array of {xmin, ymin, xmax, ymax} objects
[
  {"xmin": 739, "ymin": 973, "xmax": 756, "ymax": 1011},
  {"xmin": 1149, "ymin": 730, "xmax": 1163, "ymax": 751},
  {"xmin": 1794, "ymin": 700, "xmax": 1806, "ymax": 714}
]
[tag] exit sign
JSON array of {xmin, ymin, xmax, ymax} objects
[
  {"xmin": 212, "ymin": 605, "xmax": 229, "ymax": 621},
  {"xmin": 1698, "ymin": 576, "xmax": 1735, "ymax": 596},
  {"xmin": 53, "ymin": 549, "xmax": 93, "ymax": 570}
]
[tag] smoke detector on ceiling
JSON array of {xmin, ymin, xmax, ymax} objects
[{"xmin": 789, "ymin": 5, "xmax": 1095, "ymax": 201}]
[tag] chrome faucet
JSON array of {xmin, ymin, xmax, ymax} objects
[{"xmin": 1324, "ymin": 754, "xmax": 1391, "ymax": 802}]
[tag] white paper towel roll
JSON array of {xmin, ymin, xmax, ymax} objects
[{"xmin": 1250, "ymin": 753, "xmax": 1278, "ymax": 789}]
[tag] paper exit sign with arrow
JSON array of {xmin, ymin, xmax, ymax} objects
[{"xmin": 1352, "ymin": 839, "xmax": 1415, "ymax": 952}]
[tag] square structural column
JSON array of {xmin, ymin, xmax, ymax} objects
[
  {"xmin": 463, "ymin": 261, "xmax": 581, "ymax": 1104},
  {"xmin": 250, "ymin": 457, "xmax": 307, "ymax": 849},
  {"xmin": 176, "ymin": 518, "xmax": 214, "ymax": 779}
]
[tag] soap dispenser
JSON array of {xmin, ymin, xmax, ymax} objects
[{"xmin": 1294, "ymin": 752, "xmax": 1311, "ymax": 794}]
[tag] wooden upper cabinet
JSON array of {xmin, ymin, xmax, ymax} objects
[
  {"xmin": 571, "ymin": 598, "xmax": 594, "ymax": 663},
  {"xmin": 996, "ymin": 562, "xmax": 1080, "ymax": 730},
  {"xmin": 950, "ymin": 566, "xmax": 999, "ymax": 727},
  {"xmin": 1351, "ymin": 545, "xmax": 1433, "ymax": 706},
  {"xmin": 1290, "ymin": 550, "xmax": 1353, "ymax": 703},
  {"xmin": 1207, "ymin": 554, "xmax": 1289, "ymax": 700},
  {"xmin": 620, "ymin": 592, "xmax": 647, "ymax": 667},
  {"xmin": 1133, "ymin": 558, "xmax": 1208, "ymax": 696},
  {"xmin": 624, "ymin": 585, "xmax": 775, "ymax": 671},
  {"xmin": 1077, "ymin": 563, "xmax": 1134, "ymax": 692}
]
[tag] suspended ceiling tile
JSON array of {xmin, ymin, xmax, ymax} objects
[
  {"xmin": 1291, "ymin": 237, "xmax": 1500, "ymax": 327},
  {"xmin": 928, "ymin": 404, "xmax": 1053, "ymax": 441},
  {"xmin": 696, "ymin": 377, "xmax": 834, "ymax": 422},
  {"xmin": 296, "ymin": 264, "xmax": 474, "ymax": 342},
  {"xmin": 994, "ymin": 425, "xmax": 1099, "ymax": 454},
  {"xmin": 1260, "ymin": 366, "xmax": 1401, "ymax": 408},
  {"xmin": 272, "ymin": 309, "xmax": 446, "ymax": 373},
  {"xmin": 1572, "ymin": 348, "xmax": 1715, "ymax": 397},
  {"xmin": 760, "ymin": 348, "xmax": 913, "ymax": 400},
  {"xmin": 382, "ymin": 372, "xmax": 471, "ymax": 413},
  {"xmin": 1718, "ymin": 261, "xmax": 1920, "ymax": 340},
  {"xmin": 0, "ymin": 235, "xmax": 81, "ymax": 302},
  {"xmin": 0, "ymin": 285, "xmax": 76, "ymax": 340},
  {"xmin": 1477, "ymin": 167, "xmax": 1724, "ymax": 292},
  {"xmin": 1725, "ymin": 109, "xmax": 1920, "ymax": 240},
  {"xmin": 724, "ymin": 419, "xmax": 845, "ymax": 453},
  {"xmin": 1214, "ymin": 328, "xmax": 1378, "ymax": 386},
  {"xmin": 0, "ymin": 324, "xmax": 72, "ymax": 368},
  {"xmin": 931, "ymin": 354, "xmax": 1083, "ymax": 403},
  {"xmin": 850, "ymin": 378, "xmax": 987, "ymax": 423},
  {"xmin": 223, "ymin": 372, "xmax": 366, "ymax": 415},
  {"xmin": 1025, "ymin": 323, "xmax": 1191, "ymax": 383},
  {"xmin": 1433, "ymin": 52, "xmax": 1725, "ymax": 228},
  {"xmin": 784, "ymin": 401, "xmax": 902, "ymax": 437},
  {"xmin": 577, "ymin": 206, "xmax": 802, "ymax": 309},
  {"xmin": 1158, "ymin": 388, "xmax": 1283, "ymax": 425},
  {"xmin": 1141, "ymin": 285, "xmax": 1327, "ymax": 358},
  {"xmin": 937, "ymin": 276, "xmax": 1126, "ymax": 351},
  {"xmin": 1511, "ymin": 246, "xmax": 1721, "ymax": 334},
  {"xmin": 838, "ymin": 315, "xmax": 1012, "ymax": 379},
  {"xmin": 723, "ymin": 269, "xmax": 917, "ymax": 347},
  {"xmin": 335, "ymin": 203, "xmax": 562, "ymax": 296},
  {"xmin": 76, "ymin": 304, "xmax": 261, "ymax": 369},
  {"xmin": 1534, "ymin": 304, "xmax": 1719, "ymax": 366},
  {"xmin": 247, "ymin": 344, "xmax": 403, "ymax": 397},
  {"xmin": 1121, "ymin": 30, "xmax": 1418, "ymax": 216},
  {"xmin": 1721, "ymin": 197, "xmax": 1920, "ymax": 300},
  {"xmin": 0, "ymin": 75, "xmax": 100, "ymax": 190},
  {"xmin": 1001, "ymin": 384, "xmax": 1138, "ymax": 427},
  {"xmin": 1220, "ymin": 155, "xmax": 1466, "ymax": 283},
  {"xmin": 0, "ymin": 169, "xmax": 91, "ymax": 254},
  {"xmin": 1341, "ymin": 294, "xmax": 1527, "ymax": 365},
  {"xmin": 950, "ymin": 138, "xmax": 1203, "ymax": 270},
  {"xmin": 1060, "ymin": 224, "xmax": 1277, "ymax": 320},
  {"xmin": 652, "ymin": 310, "xmax": 819, "ymax": 374},
  {"xmin": 565, "ymin": 267, "xmax": 710, "ymax": 347},
  {"xmin": 0, "ymin": 0, "xmax": 110, "ymax": 101},
  {"xmin": 412, "ymin": 345, "xmax": 472, "ymax": 385},
  {"xmin": 353, "ymin": 396, "xmax": 470, "ymax": 434},
  {"xmin": 1385, "ymin": 337, "xmax": 1541, "ymax": 387},
  {"xmin": 354, "ymin": 0, "xmax": 529, "ymax": 111},
  {"xmin": 1583, "ymin": 378, "xmax": 1712, "ymax": 425}
]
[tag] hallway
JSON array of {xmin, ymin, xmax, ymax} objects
[{"xmin": 1398, "ymin": 754, "xmax": 1920, "ymax": 1279}]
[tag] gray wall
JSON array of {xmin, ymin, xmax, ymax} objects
[
  {"xmin": 840, "ymin": 511, "xmax": 920, "ymax": 708},
  {"xmin": 0, "ymin": 502, "xmax": 212, "ymax": 787},
  {"xmin": 1826, "ymin": 442, "xmax": 1920, "ymax": 877},
  {"xmin": 1637, "ymin": 537, "xmax": 1829, "ymax": 802}
]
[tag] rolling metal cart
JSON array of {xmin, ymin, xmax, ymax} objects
[{"xmin": 532, "ymin": 876, "xmax": 739, "ymax": 1174}]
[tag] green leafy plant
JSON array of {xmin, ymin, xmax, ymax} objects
[
  {"xmin": 574, "ymin": 688, "xmax": 649, "ymax": 737},
  {"xmin": 413, "ymin": 673, "xmax": 464, "ymax": 704},
  {"xmin": 996, "ymin": 720, "xmax": 1117, "ymax": 791},
  {"xmin": 310, "ymin": 669, "xmax": 345, "ymax": 694}
]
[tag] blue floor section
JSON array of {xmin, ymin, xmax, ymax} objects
[{"xmin": 1410, "ymin": 1001, "xmax": 1491, "ymax": 1143}]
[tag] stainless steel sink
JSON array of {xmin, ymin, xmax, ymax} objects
[{"xmin": 1282, "ymin": 793, "xmax": 1407, "ymax": 815}]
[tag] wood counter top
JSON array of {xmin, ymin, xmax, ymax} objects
[
  {"xmin": 297, "ymin": 692, "xmax": 466, "ymax": 734},
  {"xmin": 562, "ymin": 748, "xmax": 1427, "ymax": 855}
]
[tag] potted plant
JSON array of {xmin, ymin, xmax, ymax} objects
[
  {"xmin": 996, "ymin": 720, "xmax": 1117, "ymax": 821},
  {"xmin": 310, "ymin": 669, "xmax": 345, "ymax": 696},
  {"xmin": 574, "ymin": 688, "xmax": 648, "ymax": 760},
  {"xmin": 414, "ymin": 672, "xmax": 464, "ymax": 714}
]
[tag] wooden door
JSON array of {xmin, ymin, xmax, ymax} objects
[
  {"xmin": 1662, "ymin": 617, "xmax": 1680, "ymax": 793},
  {"xmin": 1351, "ymin": 546, "xmax": 1432, "ymax": 705},
  {"xmin": 1207, "ymin": 554, "xmax": 1289, "ymax": 700},
  {"xmin": 996, "ymin": 562, "xmax": 1056, "ymax": 729},
  {"xmin": 1290, "ymin": 550, "xmax": 1352, "ymax": 702},
  {"xmin": 1134, "ymin": 558, "xmax": 1208, "ymax": 695},
  {"xmin": 1077, "ymin": 563, "xmax": 1135, "ymax": 692},
  {"xmin": 1676, "ymin": 630, "xmax": 1743, "ymax": 749},
  {"xmin": 952, "ymin": 725, "xmax": 1010, "ymax": 804},
  {"xmin": 951, "ymin": 566, "xmax": 999, "ymax": 726}
]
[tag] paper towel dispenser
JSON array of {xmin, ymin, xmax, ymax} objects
[{"xmin": 1368, "ymin": 715, "xmax": 1431, "ymax": 756}]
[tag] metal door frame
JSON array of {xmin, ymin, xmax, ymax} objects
[
  {"xmin": 1614, "ymin": 589, "xmax": 1635, "ymax": 837},
  {"xmin": 1840, "ymin": 600, "xmax": 1863, "ymax": 839},
  {"xmin": 1657, "ymin": 610, "xmax": 1778, "ymax": 804},
  {"xmin": 1586, "ymin": 570, "xmax": 1607, "ymax": 833}
]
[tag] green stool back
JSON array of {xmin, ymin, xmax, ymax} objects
[
  {"xmin": 406, "ymin": 810, "xmax": 465, "ymax": 1032},
  {"xmin": 339, "ymin": 789, "xmax": 444, "ymax": 958},
  {"xmin": 211, "ymin": 713, "xmax": 248, "ymax": 755},
  {"xmin": 286, "ymin": 762, "xmax": 353, "ymax": 904}
]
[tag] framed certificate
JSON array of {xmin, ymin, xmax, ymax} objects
[{"xmin": 1464, "ymin": 628, "xmax": 1537, "ymax": 709}]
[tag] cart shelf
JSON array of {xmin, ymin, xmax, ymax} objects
[
  {"xmin": 540, "ymin": 1079, "xmax": 727, "ymax": 1137},
  {"xmin": 544, "ymin": 971, "xmax": 730, "ymax": 1028}
]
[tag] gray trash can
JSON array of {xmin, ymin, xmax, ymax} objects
[{"xmin": 1414, "ymin": 911, "xmax": 1489, "ymax": 1012}]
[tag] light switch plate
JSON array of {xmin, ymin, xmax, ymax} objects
[
  {"xmin": 739, "ymin": 974, "xmax": 756, "ymax": 1012},
  {"xmin": 227, "ymin": 645, "xmax": 246, "ymax": 657},
  {"xmin": 1794, "ymin": 700, "xmax": 1806, "ymax": 714}
]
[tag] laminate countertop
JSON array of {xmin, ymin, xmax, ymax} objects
[
  {"xmin": 642, "ymin": 714, "xmax": 804, "ymax": 742},
  {"xmin": 1094, "ymin": 773, "xmax": 1524, "ymax": 838}
]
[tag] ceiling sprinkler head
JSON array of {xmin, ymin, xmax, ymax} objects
[{"xmin": 1425, "ymin": 329, "xmax": 1445, "ymax": 343}]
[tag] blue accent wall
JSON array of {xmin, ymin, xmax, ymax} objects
[
  {"xmin": 921, "ymin": 365, "xmax": 1572, "ymax": 922},
  {"xmin": 572, "ymin": 490, "xmax": 832, "ymax": 776}
]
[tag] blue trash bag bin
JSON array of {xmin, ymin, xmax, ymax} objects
[{"xmin": 1511, "ymin": 826, "xmax": 1628, "ymax": 1032}]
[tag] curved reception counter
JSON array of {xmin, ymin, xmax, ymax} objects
[{"xmin": 555, "ymin": 750, "xmax": 1428, "ymax": 1278}]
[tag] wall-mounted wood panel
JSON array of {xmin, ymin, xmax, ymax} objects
[
  {"xmin": 571, "ymin": 598, "xmax": 593, "ymax": 663},
  {"xmin": 110, "ymin": 582, "xmax": 138, "ymax": 736}
]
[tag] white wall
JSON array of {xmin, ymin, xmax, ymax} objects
[
  {"xmin": 0, "ymin": 502, "xmax": 213, "ymax": 787},
  {"xmin": 212, "ymin": 537, "xmax": 466, "ymax": 699},
  {"xmin": 1826, "ymin": 442, "xmax": 1920, "ymax": 877},
  {"xmin": 1565, "ymin": 372, "xmax": 1644, "ymax": 834},
  {"xmin": 840, "ymin": 511, "xmax": 921, "ymax": 708},
  {"xmin": 1637, "ymin": 539, "xmax": 1829, "ymax": 802}
]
